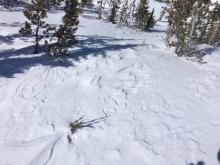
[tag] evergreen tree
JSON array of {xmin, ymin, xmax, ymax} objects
[
  {"xmin": 166, "ymin": 0, "xmax": 219, "ymax": 57},
  {"xmin": 145, "ymin": 8, "xmax": 155, "ymax": 29},
  {"xmin": 199, "ymin": 2, "xmax": 220, "ymax": 46},
  {"xmin": 108, "ymin": 0, "xmax": 120, "ymax": 24},
  {"xmin": 166, "ymin": 0, "xmax": 198, "ymax": 56},
  {"xmin": 19, "ymin": 0, "xmax": 49, "ymax": 54},
  {"xmin": 135, "ymin": 0, "xmax": 155, "ymax": 30},
  {"xmin": 48, "ymin": 0, "xmax": 79, "ymax": 56}
]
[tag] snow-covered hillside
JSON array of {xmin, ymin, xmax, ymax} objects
[{"xmin": 0, "ymin": 2, "xmax": 220, "ymax": 165}]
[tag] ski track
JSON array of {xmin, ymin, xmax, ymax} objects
[{"xmin": 0, "ymin": 4, "xmax": 220, "ymax": 165}]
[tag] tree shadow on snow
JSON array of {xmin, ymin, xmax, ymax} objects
[
  {"xmin": 0, "ymin": 45, "xmax": 73, "ymax": 78},
  {"xmin": 218, "ymin": 149, "xmax": 220, "ymax": 163},
  {"xmin": 71, "ymin": 35, "xmax": 139, "ymax": 60},
  {"xmin": 0, "ymin": 33, "xmax": 30, "ymax": 46},
  {"xmin": 199, "ymin": 47, "xmax": 218, "ymax": 56},
  {"xmin": 0, "ymin": 35, "xmax": 141, "ymax": 78},
  {"xmin": 189, "ymin": 161, "xmax": 206, "ymax": 165},
  {"xmin": 0, "ymin": 22, "xmax": 23, "ymax": 28},
  {"xmin": 82, "ymin": 14, "xmax": 98, "ymax": 20}
]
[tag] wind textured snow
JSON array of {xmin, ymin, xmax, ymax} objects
[{"xmin": 0, "ymin": 2, "xmax": 220, "ymax": 165}]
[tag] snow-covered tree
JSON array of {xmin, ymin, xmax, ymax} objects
[
  {"xmin": 130, "ymin": 0, "xmax": 137, "ymax": 22},
  {"xmin": 97, "ymin": 0, "xmax": 104, "ymax": 19},
  {"xmin": 119, "ymin": 0, "xmax": 129, "ymax": 25},
  {"xmin": 198, "ymin": 2, "xmax": 220, "ymax": 46}
]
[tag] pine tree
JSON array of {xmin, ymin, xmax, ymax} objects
[
  {"xmin": 169, "ymin": 0, "xmax": 197, "ymax": 56},
  {"xmin": 166, "ymin": 0, "xmax": 219, "ymax": 57},
  {"xmin": 108, "ymin": 0, "xmax": 120, "ymax": 24},
  {"xmin": 146, "ymin": 8, "xmax": 155, "ymax": 29},
  {"xmin": 199, "ymin": 2, "xmax": 220, "ymax": 46},
  {"xmin": 135, "ymin": 0, "xmax": 155, "ymax": 30},
  {"xmin": 19, "ymin": 0, "xmax": 49, "ymax": 54},
  {"xmin": 48, "ymin": 0, "xmax": 79, "ymax": 56}
]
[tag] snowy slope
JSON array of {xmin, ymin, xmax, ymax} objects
[{"xmin": 0, "ymin": 4, "xmax": 220, "ymax": 165}]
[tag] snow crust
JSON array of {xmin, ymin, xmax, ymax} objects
[{"xmin": 0, "ymin": 2, "xmax": 220, "ymax": 165}]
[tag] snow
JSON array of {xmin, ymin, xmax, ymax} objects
[{"xmin": 0, "ymin": 2, "xmax": 220, "ymax": 165}]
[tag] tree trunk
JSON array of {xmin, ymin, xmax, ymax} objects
[{"xmin": 34, "ymin": 18, "xmax": 40, "ymax": 54}]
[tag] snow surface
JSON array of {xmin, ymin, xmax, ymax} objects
[{"xmin": 0, "ymin": 2, "xmax": 220, "ymax": 165}]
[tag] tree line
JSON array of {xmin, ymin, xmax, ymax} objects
[{"xmin": 0, "ymin": 0, "xmax": 219, "ymax": 59}]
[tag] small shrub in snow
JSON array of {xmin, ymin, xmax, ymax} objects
[
  {"xmin": 69, "ymin": 116, "xmax": 85, "ymax": 134},
  {"xmin": 69, "ymin": 116, "xmax": 107, "ymax": 134}
]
